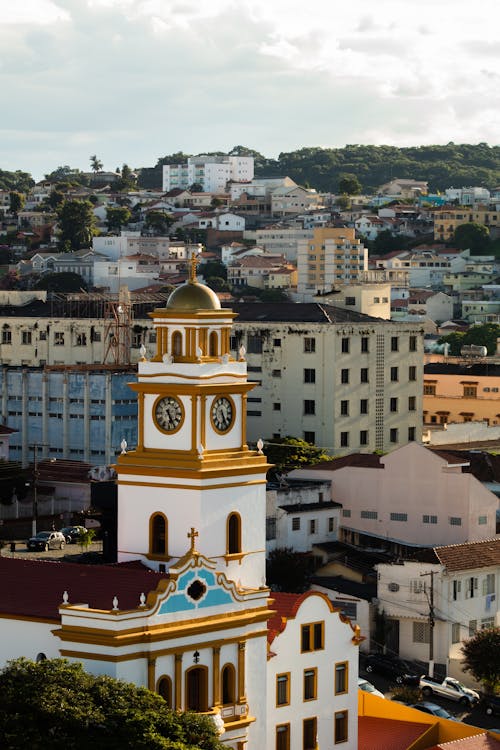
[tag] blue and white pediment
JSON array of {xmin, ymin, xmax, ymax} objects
[{"xmin": 154, "ymin": 553, "xmax": 244, "ymax": 616}]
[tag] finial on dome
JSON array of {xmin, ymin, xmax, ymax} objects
[{"xmin": 189, "ymin": 251, "xmax": 199, "ymax": 283}]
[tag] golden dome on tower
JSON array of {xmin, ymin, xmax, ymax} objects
[{"xmin": 166, "ymin": 281, "xmax": 221, "ymax": 311}]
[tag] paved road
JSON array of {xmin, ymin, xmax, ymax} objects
[{"xmin": 2, "ymin": 539, "xmax": 103, "ymax": 563}]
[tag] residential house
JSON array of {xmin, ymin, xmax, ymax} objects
[
  {"xmin": 433, "ymin": 208, "xmax": 500, "ymax": 243},
  {"xmin": 378, "ymin": 179, "xmax": 428, "ymax": 199},
  {"xmin": 376, "ymin": 538, "xmax": 500, "ymax": 682},
  {"xmin": 271, "ymin": 186, "xmax": 323, "ymax": 216},
  {"xmin": 227, "ymin": 254, "xmax": 293, "ymax": 289},
  {"xmin": 265, "ymin": 478, "xmax": 340, "ymax": 553},
  {"xmin": 93, "ymin": 253, "xmax": 160, "ymax": 292}
]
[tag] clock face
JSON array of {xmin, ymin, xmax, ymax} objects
[
  {"xmin": 154, "ymin": 396, "xmax": 184, "ymax": 433},
  {"xmin": 211, "ymin": 396, "xmax": 234, "ymax": 433}
]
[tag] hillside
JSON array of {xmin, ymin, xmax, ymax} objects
[{"xmin": 138, "ymin": 143, "xmax": 500, "ymax": 193}]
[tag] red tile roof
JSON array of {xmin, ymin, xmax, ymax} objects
[
  {"xmin": 358, "ymin": 716, "xmax": 432, "ymax": 750},
  {"xmin": 0, "ymin": 557, "xmax": 167, "ymax": 620},
  {"xmin": 432, "ymin": 735, "xmax": 499, "ymax": 749},
  {"xmin": 267, "ymin": 592, "xmax": 302, "ymax": 644},
  {"xmin": 434, "ymin": 538, "xmax": 500, "ymax": 572}
]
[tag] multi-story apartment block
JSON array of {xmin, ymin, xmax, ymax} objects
[
  {"xmin": 0, "ymin": 296, "xmax": 422, "ymax": 459},
  {"xmin": 434, "ymin": 207, "xmax": 500, "ymax": 242},
  {"xmin": 244, "ymin": 226, "xmax": 313, "ymax": 262},
  {"xmin": 230, "ymin": 302, "xmax": 423, "ymax": 454},
  {"xmin": 162, "ymin": 155, "xmax": 254, "ymax": 193},
  {"xmin": 296, "ymin": 227, "xmax": 368, "ymax": 299}
]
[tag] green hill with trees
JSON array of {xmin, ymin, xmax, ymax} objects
[{"xmin": 138, "ymin": 143, "xmax": 500, "ymax": 193}]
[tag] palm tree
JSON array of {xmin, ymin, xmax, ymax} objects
[{"xmin": 90, "ymin": 155, "xmax": 103, "ymax": 174}]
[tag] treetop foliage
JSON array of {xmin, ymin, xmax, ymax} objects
[
  {"xmin": 461, "ymin": 626, "xmax": 500, "ymax": 693},
  {"xmin": 439, "ymin": 322, "xmax": 500, "ymax": 356},
  {"xmin": 263, "ymin": 436, "xmax": 332, "ymax": 476},
  {"xmin": 136, "ymin": 143, "xmax": 500, "ymax": 192},
  {"xmin": 0, "ymin": 658, "xmax": 228, "ymax": 750}
]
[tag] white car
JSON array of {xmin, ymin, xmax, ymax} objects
[{"xmin": 358, "ymin": 677, "xmax": 385, "ymax": 698}]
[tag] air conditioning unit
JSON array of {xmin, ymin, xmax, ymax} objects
[{"xmin": 388, "ymin": 582, "xmax": 400, "ymax": 592}]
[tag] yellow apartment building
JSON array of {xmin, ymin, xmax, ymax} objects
[
  {"xmin": 433, "ymin": 207, "xmax": 500, "ymax": 242},
  {"xmin": 297, "ymin": 227, "xmax": 368, "ymax": 298}
]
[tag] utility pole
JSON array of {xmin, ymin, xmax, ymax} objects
[{"xmin": 421, "ymin": 570, "xmax": 436, "ymax": 678}]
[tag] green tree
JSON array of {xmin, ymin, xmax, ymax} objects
[
  {"xmin": 90, "ymin": 155, "xmax": 103, "ymax": 174},
  {"xmin": 262, "ymin": 436, "xmax": 332, "ymax": 476},
  {"xmin": 0, "ymin": 657, "xmax": 228, "ymax": 750},
  {"xmin": 78, "ymin": 527, "xmax": 96, "ymax": 551},
  {"xmin": 35, "ymin": 272, "xmax": 88, "ymax": 293},
  {"xmin": 114, "ymin": 164, "xmax": 137, "ymax": 192},
  {"xmin": 371, "ymin": 230, "xmax": 407, "ymax": 256},
  {"xmin": 106, "ymin": 206, "xmax": 131, "ymax": 232},
  {"xmin": 57, "ymin": 199, "xmax": 96, "ymax": 250},
  {"xmin": 453, "ymin": 222, "xmax": 491, "ymax": 253},
  {"xmin": 462, "ymin": 626, "xmax": 500, "ymax": 693},
  {"xmin": 43, "ymin": 189, "xmax": 65, "ymax": 211},
  {"xmin": 201, "ymin": 261, "xmax": 227, "ymax": 281},
  {"xmin": 0, "ymin": 169, "xmax": 34, "ymax": 192},
  {"xmin": 437, "ymin": 331, "xmax": 466, "ymax": 356},
  {"xmin": 338, "ymin": 173, "xmax": 362, "ymax": 195},
  {"xmin": 9, "ymin": 191, "xmax": 25, "ymax": 216},
  {"xmin": 336, "ymin": 194, "xmax": 350, "ymax": 210},
  {"xmin": 450, "ymin": 323, "xmax": 500, "ymax": 355},
  {"xmin": 145, "ymin": 210, "xmax": 174, "ymax": 235},
  {"xmin": 189, "ymin": 183, "xmax": 203, "ymax": 193},
  {"xmin": 266, "ymin": 548, "xmax": 314, "ymax": 593}
]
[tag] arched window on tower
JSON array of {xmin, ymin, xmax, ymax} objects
[
  {"xmin": 221, "ymin": 663, "xmax": 235, "ymax": 705},
  {"xmin": 227, "ymin": 512, "xmax": 241, "ymax": 555},
  {"xmin": 209, "ymin": 331, "xmax": 218, "ymax": 357},
  {"xmin": 157, "ymin": 676, "xmax": 172, "ymax": 707},
  {"xmin": 172, "ymin": 331, "xmax": 182, "ymax": 357},
  {"xmin": 150, "ymin": 513, "xmax": 168, "ymax": 557}
]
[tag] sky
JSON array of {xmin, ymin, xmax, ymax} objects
[{"xmin": 2, "ymin": 0, "xmax": 500, "ymax": 180}]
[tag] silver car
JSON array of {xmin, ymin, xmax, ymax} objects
[{"xmin": 27, "ymin": 531, "xmax": 66, "ymax": 551}]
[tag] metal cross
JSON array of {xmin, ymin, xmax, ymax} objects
[{"xmin": 187, "ymin": 527, "xmax": 199, "ymax": 552}]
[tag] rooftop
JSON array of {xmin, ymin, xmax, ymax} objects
[{"xmin": 434, "ymin": 538, "xmax": 500, "ymax": 572}]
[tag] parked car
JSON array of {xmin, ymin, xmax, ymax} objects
[
  {"xmin": 364, "ymin": 653, "xmax": 422, "ymax": 686},
  {"xmin": 27, "ymin": 531, "xmax": 66, "ymax": 551},
  {"xmin": 358, "ymin": 677, "xmax": 385, "ymax": 698},
  {"xmin": 60, "ymin": 526, "xmax": 86, "ymax": 544},
  {"xmin": 420, "ymin": 676, "xmax": 479, "ymax": 707},
  {"xmin": 483, "ymin": 694, "xmax": 500, "ymax": 716},
  {"xmin": 411, "ymin": 702, "xmax": 459, "ymax": 721}
]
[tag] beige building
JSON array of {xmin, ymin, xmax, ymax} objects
[
  {"xmin": 296, "ymin": 227, "xmax": 368, "ymax": 299},
  {"xmin": 231, "ymin": 302, "xmax": 423, "ymax": 454},
  {"xmin": 423, "ymin": 360, "xmax": 500, "ymax": 426},
  {"xmin": 433, "ymin": 207, "xmax": 500, "ymax": 242},
  {"xmin": 243, "ymin": 226, "xmax": 313, "ymax": 262}
]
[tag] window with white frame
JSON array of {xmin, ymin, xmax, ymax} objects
[
  {"xmin": 483, "ymin": 573, "xmax": 495, "ymax": 596},
  {"xmin": 451, "ymin": 623, "xmax": 461, "ymax": 643}
]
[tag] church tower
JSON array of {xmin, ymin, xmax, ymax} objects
[{"xmin": 115, "ymin": 258, "xmax": 271, "ymax": 589}]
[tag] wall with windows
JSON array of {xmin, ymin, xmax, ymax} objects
[
  {"xmin": 291, "ymin": 442, "xmax": 499, "ymax": 547},
  {"xmin": 267, "ymin": 591, "xmax": 359, "ymax": 750},
  {"xmin": 0, "ymin": 367, "xmax": 138, "ymax": 465},
  {"xmin": 231, "ymin": 310, "xmax": 423, "ymax": 455},
  {"xmin": 423, "ymin": 364, "xmax": 500, "ymax": 426}
]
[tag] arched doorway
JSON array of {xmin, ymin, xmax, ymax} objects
[{"xmin": 185, "ymin": 666, "xmax": 208, "ymax": 712}]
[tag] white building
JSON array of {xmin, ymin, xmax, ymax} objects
[
  {"xmin": 0, "ymin": 270, "xmax": 362, "ymax": 750},
  {"xmin": 163, "ymin": 155, "xmax": 254, "ymax": 193},
  {"xmin": 232, "ymin": 303, "xmax": 423, "ymax": 454},
  {"xmin": 376, "ymin": 538, "xmax": 500, "ymax": 683},
  {"xmin": 291, "ymin": 442, "xmax": 500, "ymax": 550},
  {"xmin": 266, "ymin": 479, "xmax": 340, "ymax": 553}
]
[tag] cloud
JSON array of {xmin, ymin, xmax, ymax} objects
[{"xmin": 0, "ymin": 0, "xmax": 499, "ymax": 180}]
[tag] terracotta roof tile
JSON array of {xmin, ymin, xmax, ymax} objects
[
  {"xmin": 435, "ymin": 538, "xmax": 500, "ymax": 572},
  {"xmin": 434, "ymin": 735, "xmax": 499, "ymax": 748},
  {"xmin": 358, "ymin": 716, "xmax": 432, "ymax": 750},
  {"xmin": 0, "ymin": 557, "xmax": 167, "ymax": 620}
]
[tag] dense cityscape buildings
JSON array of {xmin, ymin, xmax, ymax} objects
[{"xmin": 1, "ymin": 147, "xmax": 500, "ymax": 748}]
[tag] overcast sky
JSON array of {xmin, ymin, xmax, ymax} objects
[{"xmin": 2, "ymin": 0, "xmax": 500, "ymax": 180}]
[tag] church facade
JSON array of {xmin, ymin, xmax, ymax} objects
[{"xmin": 0, "ymin": 268, "xmax": 361, "ymax": 749}]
